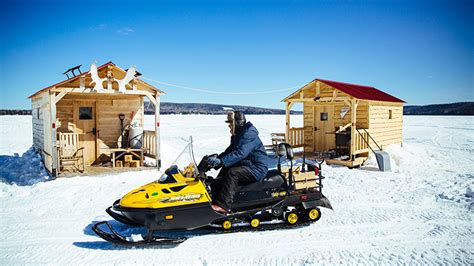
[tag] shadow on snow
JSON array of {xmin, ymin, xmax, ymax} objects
[{"xmin": 0, "ymin": 147, "xmax": 51, "ymax": 186}]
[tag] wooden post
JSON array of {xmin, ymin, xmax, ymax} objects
[
  {"xmin": 285, "ymin": 102, "xmax": 291, "ymax": 142},
  {"xmin": 154, "ymin": 94, "xmax": 161, "ymax": 169},
  {"xmin": 350, "ymin": 99, "xmax": 358, "ymax": 160},
  {"xmin": 49, "ymin": 91, "xmax": 58, "ymax": 177},
  {"xmin": 80, "ymin": 76, "xmax": 85, "ymax": 90},
  {"xmin": 107, "ymin": 67, "xmax": 113, "ymax": 91},
  {"xmin": 316, "ymin": 81, "xmax": 320, "ymax": 98}
]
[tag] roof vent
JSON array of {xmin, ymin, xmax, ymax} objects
[{"xmin": 63, "ymin": 65, "xmax": 82, "ymax": 79}]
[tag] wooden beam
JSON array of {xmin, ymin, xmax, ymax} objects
[
  {"xmin": 315, "ymin": 96, "xmax": 349, "ymax": 102},
  {"xmin": 54, "ymin": 87, "xmax": 153, "ymax": 97},
  {"xmin": 285, "ymin": 102, "xmax": 292, "ymax": 142},
  {"xmin": 80, "ymin": 76, "xmax": 85, "ymax": 90},
  {"xmin": 344, "ymin": 99, "xmax": 352, "ymax": 107},
  {"xmin": 55, "ymin": 90, "xmax": 69, "ymax": 104},
  {"xmin": 287, "ymin": 96, "xmax": 350, "ymax": 103},
  {"xmin": 154, "ymin": 94, "xmax": 161, "ymax": 169},
  {"xmin": 337, "ymin": 122, "xmax": 351, "ymax": 133},
  {"xmin": 350, "ymin": 99, "xmax": 358, "ymax": 159},
  {"xmin": 132, "ymin": 78, "xmax": 137, "ymax": 90},
  {"xmin": 49, "ymin": 91, "xmax": 58, "ymax": 177},
  {"xmin": 288, "ymin": 98, "xmax": 317, "ymax": 103},
  {"xmin": 107, "ymin": 66, "xmax": 113, "ymax": 91},
  {"xmin": 316, "ymin": 81, "xmax": 320, "ymax": 98}
]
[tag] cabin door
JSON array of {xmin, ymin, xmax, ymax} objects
[
  {"xmin": 313, "ymin": 105, "xmax": 335, "ymax": 152},
  {"xmin": 73, "ymin": 100, "xmax": 97, "ymax": 165}
]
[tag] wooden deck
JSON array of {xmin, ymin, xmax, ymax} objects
[
  {"xmin": 326, "ymin": 157, "xmax": 368, "ymax": 168},
  {"xmin": 274, "ymin": 147, "xmax": 368, "ymax": 169},
  {"xmin": 57, "ymin": 165, "xmax": 157, "ymax": 178}
]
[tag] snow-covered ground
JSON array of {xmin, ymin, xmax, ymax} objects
[{"xmin": 0, "ymin": 115, "xmax": 473, "ymax": 264}]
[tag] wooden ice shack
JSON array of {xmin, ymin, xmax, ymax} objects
[
  {"xmin": 28, "ymin": 62, "xmax": 163, "ymax": 177},
  {"xmin": 281, "ymin": 78, "xmax": 405, "ymax": 167}
]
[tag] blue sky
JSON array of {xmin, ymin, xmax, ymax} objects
[{"xmin": 0, "ymin": 0, "xmax": 472, "ymax": 109}]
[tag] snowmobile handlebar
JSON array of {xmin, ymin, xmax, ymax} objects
[{"xmin": 197, "ymin": 154, "xmax": 219, "ymax": 175}]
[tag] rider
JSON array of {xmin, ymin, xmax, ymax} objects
[{"xmin": 207, "ymin": 111, "xmax": 269, "ymax": 213}]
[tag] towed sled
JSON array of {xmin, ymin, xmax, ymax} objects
[{"xmin": 92, "ymin": 138, "xmax": 332, "ymax": 247}]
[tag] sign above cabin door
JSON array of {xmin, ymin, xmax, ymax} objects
[
  {"xmin": 73, "ymin": 100, "xmax": 97, "ymax": 165},
  {"xmin": 313, "ymin": 105, "xmax": 335, "ymax": 152}
]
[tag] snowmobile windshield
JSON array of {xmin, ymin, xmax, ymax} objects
[{"xmin": 157, "ymin": 140, "xmax": 199, "ymax": 183}]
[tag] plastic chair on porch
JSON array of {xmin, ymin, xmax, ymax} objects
[{"xmin": 57, "ymin": 132, "xmax": 85, "ymax": 173}]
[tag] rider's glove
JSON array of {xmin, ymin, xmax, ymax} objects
[{"xmin": 208, "ymin": 157, "xmax": 223, "ymax": 169}]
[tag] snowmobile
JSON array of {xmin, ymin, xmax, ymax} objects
[{"xmin": 92, "ymin": 138, "xmax": 332, "ymax": 246}]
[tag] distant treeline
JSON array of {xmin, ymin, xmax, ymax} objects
[
  {"xmin": 403, "ymin": 102, "xmax": 474, "ymax": 116},
  {"xmin": 144, "ymin": 102, "xmax": 302, "ymax": 115},
  {"xmin": 0, "ymin": 109, "xmax": 32, "ymax": 115},
  {"xmin": 2, "ymin": 102, "xmax": 473, "ymax": 115}
]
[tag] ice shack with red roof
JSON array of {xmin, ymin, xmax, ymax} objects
[
  {"xmin": 28, "ymin": 62, "xmax": 163, "ymax": 177},
  {"xmin": 281, "ymin": 78, "xmax": 404, "ymax": 167}
]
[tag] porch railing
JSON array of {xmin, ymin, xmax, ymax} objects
[
  {"xmin": 352, "ymin": 129, "xmax": 370, "ymax": 155},
  {"xmin": 143, "ymin": 130, "xmax": 156, "ymax": 158},
  {"xmin": 288, "ymin": 127, "xmax": 305, "ymax": 148}
]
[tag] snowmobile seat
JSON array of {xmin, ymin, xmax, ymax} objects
[{"xmin": 236, "ymin": 170, "xmax": 285, "ymax": 192}]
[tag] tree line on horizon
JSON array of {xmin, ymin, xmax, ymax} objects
[{"xmin": 1, "ymin": 102, "xmax": 473, "ymax": 116}]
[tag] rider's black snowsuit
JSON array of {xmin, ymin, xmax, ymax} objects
[{"xmin": 211, "ymin": 122, "xmax": 269, "ymax": 210}]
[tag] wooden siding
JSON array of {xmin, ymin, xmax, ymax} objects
[
  {"xmin": 298, "ymin": 82, "xmax": 350, "ymax": 99},
  {"xmin": 55, "ymin": 95, "xmax": 144, "ymax": 159},
  {"xmin": 303, "ymin": 103, "xmax": 314, "ymax": 152},
  {"xmin": 333, "ymin": 101, "xmax": 369, "ymax": 129},
  {"xmin": 56, "ymin": 98, "xmax": 73, "ymax": 132},
  {"xmin": 368, "ymin": 103, "xmax": 403, "ymax": 149},
  {"xmin": 96, "ymin": 98, "xmax": 143, "ymax": 153},
  {"xmin": 31, "ymin": 94, "xmax": 47, "ymax": 152},
  {"xmin": 31, "ymin": 91, "xmax": 52, "ymax": 173},
  {"xmin": 41, "ymin": 95, "xmax": 53, "ymax": 173},
  {"xmin": 302, "ymin": 100, "xmax": 369, "ymax": 152}
]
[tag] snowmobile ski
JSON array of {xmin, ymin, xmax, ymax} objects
[
  {"xmin": 92, "ymin": 221, "xmax": 187, "ymax": 247},
  {"xmin": 106, "ymin": 202, "xmax": 141, "ymax": 226}
]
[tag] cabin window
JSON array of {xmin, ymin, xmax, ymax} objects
[
  {"xmin": 36, "ymin": 108, "xmax": 40, "ymax": 119},
  {"xmin": 389, "ymin": 110, "xmax": 393, "ymax": 119},
  {"xmin": 79, "ymin": 107, "xmax": 93, "ymax": 120},
  {"xmin": 320, "ymin": 112, "xmax": 328, "ymax": 121}
]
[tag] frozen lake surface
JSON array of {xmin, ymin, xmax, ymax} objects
[{"xmin": 0, "ymin": 115, "xmax": 473, "ymax": 264}]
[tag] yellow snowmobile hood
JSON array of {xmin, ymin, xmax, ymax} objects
[{"xmin": 119, "ymin": 166, "xmax": 212, "ymax": 209}]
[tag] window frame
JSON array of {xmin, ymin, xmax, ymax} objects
[{"xmin": 79, "ymin": 107, "xmax": 93, "ymax": 120}]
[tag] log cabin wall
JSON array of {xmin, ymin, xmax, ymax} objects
[
  {"xmin": 56, "ymin": 94, "xmax": 144, "ymax": 158},
  {"xmin": 56, "ymin": 98, "xmax": 73, "ymax": 132},
  {"xmin": 302, "ymin": 99, "xmax": 369, "ymax": 153},
  {"xmin": 332, "ymin": 101, "xmax": 369, "ymax": 129},
  {"xmin": 368, "ymin": 102, "xmax": 403, "ymax": 149},
  {"xmin": 31, "ymin": 92, "xmax": 54, "ymax": 173},
  {"xmin": 31, "ymin": 93, "xmax": 48, "ymax": 152},
  {"xmin": 96, "ymin": 97, "xmax": 143, "ymax": 152}
]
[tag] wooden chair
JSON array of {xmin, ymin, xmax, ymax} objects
[{"xmin": 57, "ymin": 132, "xmax": 85, "ymax": 173}]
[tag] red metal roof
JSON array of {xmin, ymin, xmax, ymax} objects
[{"xmin": 317, "ymin": 79, "xmax": 405, "ymax": 103}]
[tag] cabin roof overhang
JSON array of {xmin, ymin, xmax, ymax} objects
[
  {"xmin": 282, "ymin": 78, "xmax": 405, "ymax": 104},
  {"xmin": 28, "ymin": 61, "xmax": 164, "ymax": 99}
]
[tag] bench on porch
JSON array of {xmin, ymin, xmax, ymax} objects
[{"xmin": 57, "ymin": 132, "xmax": 85, "ymax": 174}]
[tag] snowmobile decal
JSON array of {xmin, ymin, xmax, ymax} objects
[{"xmin": 159, "ymin": 193, "xmax": 203, "ymax": 203}]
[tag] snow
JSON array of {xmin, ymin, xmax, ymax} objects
[{"xmin": 0, "ymin": 115, "xmax": 473, "ymax": 264}]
